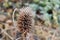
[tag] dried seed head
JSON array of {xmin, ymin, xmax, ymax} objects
[{"xmin": 17, "ymin": 7, "xmax": 34, "ymax": 31}]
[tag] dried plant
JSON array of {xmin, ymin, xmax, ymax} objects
[
  {"xmin": 17, "ymin": 7, "xmax": 35, "ymax": 40},
  {"xmin": 17, "ymin": 12, "xmax": 32, "ymax": 31}
]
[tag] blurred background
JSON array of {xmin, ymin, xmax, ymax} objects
[{"xmin": 0, "ymin": 0, "xmax": 60, "ymax": 40}]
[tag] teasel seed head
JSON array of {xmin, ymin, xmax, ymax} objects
[{"xmin": 17, "ymin": 7, "xmax": 35, "ymax": 32}]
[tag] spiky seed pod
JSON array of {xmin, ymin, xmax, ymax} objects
[
  {"xmin": 17, "ymin": 12, "xmax": 32, "ymax": 30},
  {"xmin": 17, "ymin": 7, "xmax": 35, "ymax": 33},
  {"xmin": 17, "ymin": 7, "xmax": 35, "ymax": 40}
]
